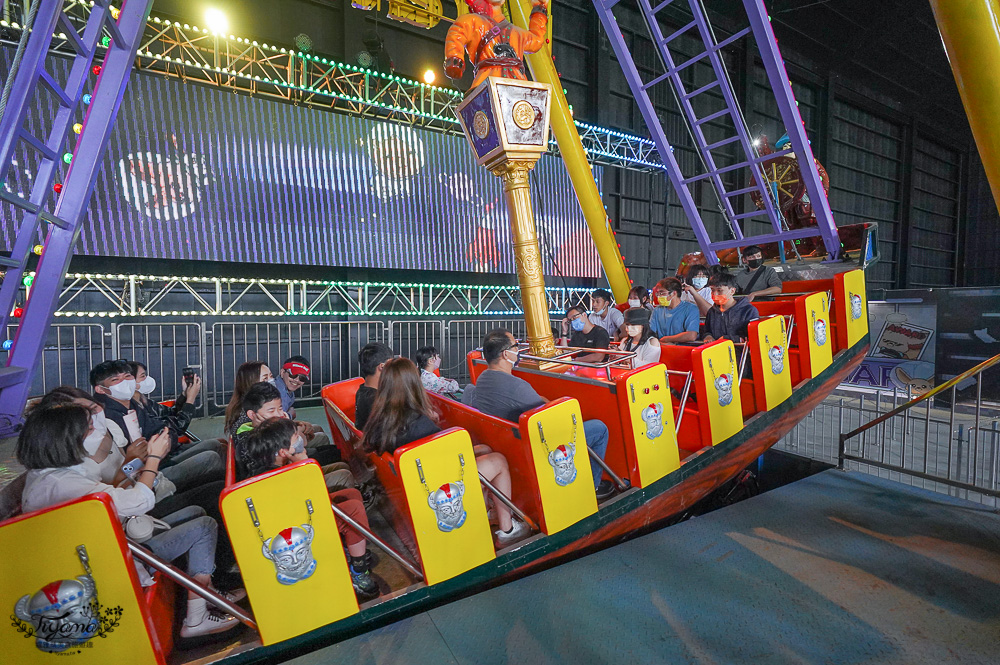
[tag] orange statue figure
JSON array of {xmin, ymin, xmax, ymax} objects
[{"xmin": 444, "ymin": 0, "xmax": 549, "ymax": 89}]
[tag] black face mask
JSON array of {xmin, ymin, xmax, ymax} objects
[{"xmin": 747, "ymin": 258, "xmax": 763, "ymax": 269}]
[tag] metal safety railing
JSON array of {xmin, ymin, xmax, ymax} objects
[
  {"xmin": 837, "ymin": 354, "xmax": 1000, "ymax": 502},
  {"xmin": 11, "ymin": 316, "xmax": 559, "ymax": 415}
]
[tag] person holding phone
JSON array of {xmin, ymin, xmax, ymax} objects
[
  {"xmin": 91, "ymin": 360, "xmax": 224, "ymax": 494},
  {"xmin": 18, "ymin": 402, "xmax": 245, "ymax": 638}
]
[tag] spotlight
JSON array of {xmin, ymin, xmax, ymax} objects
[
  {"xmin": 204, "ymin": 8, "xmax": 228, "ymax": 35},
  {"xmin": 294, "ymin": 33, "xmax": 313, "ymax": 53},
  {"xmin": 423, "ymin": 69, "xmax": 435, "ymax": 85}
]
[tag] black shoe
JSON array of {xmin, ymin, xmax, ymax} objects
[
  {"xmin": 350, "ymin": 564, "xmax": 380, "ymax": 601},
  {"xmin": 595, "ymin": 480, "xmax": 616, "ymax": 501},
  {"xmin": 359, "ymin": 481, "xmax": 381, "ymax": 510}
]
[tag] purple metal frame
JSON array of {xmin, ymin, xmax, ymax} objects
[
  {"xmin": 591, "ymin": 0, "xmax": 840, "ymax": 263},
  {"xmin": 0, "ymin": 0, "xmax": 154, "ymax": 433}
]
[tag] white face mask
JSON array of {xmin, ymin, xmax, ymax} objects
[
  {"xmin": 138, "ymin": 376, "xmax": 157, "ymax": 395},
  {"xmin": 628, "ymin": 299, "xmax": 641, "ymax": 308},
  {"xmin": 692, "ymin": 277, "xmax": 708, "ymax": 289},
  {"xmin": 626, "ymin": 325, "xmax": 643, "ymax": 338},
  {"xmin": 83, "ymin": 411, "xmax": 108, "ymax": 456},
  {"xmin": 108, "ymin": 378, "xmax": 137, "ymax": 401},
  {"xmin": 266, "ymin": 377, "xmax": 277, "ymax": 387}
]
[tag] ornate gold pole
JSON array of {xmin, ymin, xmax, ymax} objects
[
  {"xmin": 490, "ymin": 159, "xmax": 556, "ymax": 357},
  {"xmin": 455, "ymin": 77, "xmax": 556, "ymax": 357}
]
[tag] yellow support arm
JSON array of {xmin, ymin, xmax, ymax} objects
[
  {"xmin": 928, "ymin": 0, "xmax": 1000, "ymax": 209},
  {"xmin": 509, "ymin": 0, "xmax": 632, "ymax": 302}
]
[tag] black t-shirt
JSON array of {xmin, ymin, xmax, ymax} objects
[
  {"xmin": 354, "ymin": 385, "xmax": 376, "ymax": 430},
  {"xmin": 570, "ymin": 326, "xmax": 611, "ymax": 350}
]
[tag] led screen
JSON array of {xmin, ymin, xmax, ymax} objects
[{"xmin": 0, "ymin": 47, "xmax": 603, "ymax": 278}]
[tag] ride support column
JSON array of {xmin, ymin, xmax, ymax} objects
[{"xmin": 929, "ymin": 0, "xmax": 1000, "ymax": 209}]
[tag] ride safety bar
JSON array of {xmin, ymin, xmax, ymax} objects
[{"xmin": 127, "ymin": 540, "xmax": 258, "ymax": 631}]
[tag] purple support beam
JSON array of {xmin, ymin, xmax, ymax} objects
[
  {"xmin": 591, "ymin": 6, "xmax": 719, "ymax": 263},
  {"xmin": 592, "ymin": 0, "xmax": 843, "ymax": 264},
  {"xmin": 0, "ymin": 0, "xmax": 155, "ymax": 431},
  {"xmin": 742, "ymin": 0, "xmax": 841, "ymax": 259}
]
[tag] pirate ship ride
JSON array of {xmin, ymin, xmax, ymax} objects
[{"xmin": 0, "ymin": 0, "xmax": 879, "ymax": 663}]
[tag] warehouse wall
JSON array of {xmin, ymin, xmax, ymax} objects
[{"xmin": 148, "ymin": 0, "xmax": 998, "ymax": 289}]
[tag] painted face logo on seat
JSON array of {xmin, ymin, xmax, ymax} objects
[
  {"xmin": 714, "ymin": 374, "xmax": 733, "ymax": 407},
  {"xmin": 428, "ymin": 482, "xmax": 467, "ymax": 532},
  {"xmin": 262, "ymin": 525, "xmax": 317, "ymax": 585},
  {"xmin": 769, "ymin": 345, "xmax": 784, "ymax": 375},
  {"xmin": 814, "ymin": 318, "xmax": 827, "ymax": 346},
  {"xmin": 850, "ymin": 294, "xmax": 863, "ymax": 321},
  {"xmin": 547, "ymin": 443, "xmax": 578, "ymax": 486},
  {"xmin": 641, "ymin": 402, "xmax": 664, "ymax": 440},
  {"xmin": 11, "ymin": 545, "xmax": 122, "ymax": 654}
]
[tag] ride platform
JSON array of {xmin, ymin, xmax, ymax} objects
[{"xmin": 286, "ymin": 469, "xmax": 1000, "ymax": 665}]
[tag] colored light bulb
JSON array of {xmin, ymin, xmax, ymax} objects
[
  {"xmin": 12, "ymin": 308, "xmax": 23, "ymax": 318},
  {"xmin": 2, "ymin": 340, "xmax": 12, "ymax": 351},
  {"xmin": 101, "ymin": 35, "xmax": 111, "ymax": 47},
  {"xmin": 72, "ymin": 123, "xmax": 82, "ymax": 134},
  {"xmin": 53, "ymin": 183, "xmax": 62, "ymax": 193},
  {"xmin": 83, "ymin": 94, "xmax": 92, "ymax": 105},
  {"xmin": 92, "ymin": 65, "xmax": 102, "ymax": 75},
  {"xmin": 32, "ymin": 245, "xmax": 43, "ymax": 255},
  {"xmin": 110, "ymin": 7, "xmax": 120, "ymax": 19},
  {"xmin": 62, "ymin": 153, "xmax": 73, "ymax": 164},
  {"xmin": 22, "ymin": 275, "xmax": 33, "ymax": 287}
]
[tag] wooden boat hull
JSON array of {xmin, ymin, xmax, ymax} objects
[{"xmin": 220, "ymin": 335, "xmax": 868, "ymax": 664}]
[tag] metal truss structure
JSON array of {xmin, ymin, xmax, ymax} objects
[
  {"xmin": 49, "ymin": 272, "xmax": 595, "ymax": 318},
  {"xmin": 1, "ymin": 0, "xmax": 664, "ymax": 173}
]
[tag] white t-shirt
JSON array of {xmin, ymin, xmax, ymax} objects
[
  {"xmin": 624, "ymin": 337, "xmax": 661, "ymax": 369},
  {"xmin": 682, "ymin": 286, "xmax": 712, "ymax": 306},
  {"xmin": 22, "ymin": 459, "xmax": 155, "ymax": 517}
]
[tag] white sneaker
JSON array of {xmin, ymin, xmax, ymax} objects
[
  {"xmin": 495, "ymin": 518, "xmax": 531, "ymax": 547},
  {"xmin": 180, "ymin": 609, "xmax": 240, "ymax": 638}
]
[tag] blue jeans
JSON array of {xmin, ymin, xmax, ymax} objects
[
  {"xmin": 584, "ymin": 420, "xmax": 610, "ymax": 488},
  {"xmin": 146, "ymin": 506, "xmax": 218, "ymax": 578}
]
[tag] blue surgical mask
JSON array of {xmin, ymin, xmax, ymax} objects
[
  {"xmin": 571, "ymin": 318, "xmax": 586, "ymax": 332},
  {"xmin": 692, "ymin": 277, "xmax": 708, "ymax": 289},
  {"xmin": 290, "ymin": 435, "xmax": 305, "ymax": 455}
]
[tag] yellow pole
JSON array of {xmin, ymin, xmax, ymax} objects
[
  {"xmin": 509, "ymin": 0, "xmax": 632, "ymax": 303},
  {"xmin": 928, "ymin": 0, "xmax": 1000, "ymax": 209}
]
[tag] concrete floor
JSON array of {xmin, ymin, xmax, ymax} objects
[{"xmin": 281, "ymin": 469, "xmax": 1000, "ymax": 665}]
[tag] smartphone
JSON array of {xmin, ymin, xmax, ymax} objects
[{"xmin": 183, "ymin": 366, "xmax": 195, "ymax": 387}]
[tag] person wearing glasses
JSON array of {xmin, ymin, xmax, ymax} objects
[
  {"xmin": 463, "ymin": 330, "xmax": 615, "ymax": 500},
  {"xmin": 276, "ymin": 355, "xmax": 331, "ymax": 450},
  {"xmin": 559, "ymin": 304, "xmax": 610, "ymax": 363}
]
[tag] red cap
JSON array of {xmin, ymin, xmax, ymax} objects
[{"xmin": 283, "ymin": 361, "xmax": 310, "ymax": 377}]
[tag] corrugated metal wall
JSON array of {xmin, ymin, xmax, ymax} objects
[{"xmin": 548, "ymin": 1, "xmax": 976, "ymax": 290}]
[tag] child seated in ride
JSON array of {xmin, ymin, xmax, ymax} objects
[
  {"xmin": 363, "ymin": 358, "xmax": 530, "ymax": 546},
  {"xmin": 238, "ymin": 418, "xmax": 380, "ymax": 601},
  {"xmin": 18, "ymin": 401, "xmax": 244, "ymax": 638},
  {"xmin": 355, "ymin": 343, "xmax": 394, "ymax": 430},
  {"xmin": 621, "ymin": 308, "xmax": 661, "ymax": 369},
  {"xmin": 226, "ymin": 361, "xmax": 339, "ymax": 467},
  {"xmin": 231, "ymin": 382, "xmax": 355, "ymax": 493},
  {"xmin": 415, "ymin": 345, "xmax": 462, "ymax": 397}
]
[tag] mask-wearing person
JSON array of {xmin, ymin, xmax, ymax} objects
[{"xmin": 137, "ymin": 375, "xmax": 157, "ymax": 396}]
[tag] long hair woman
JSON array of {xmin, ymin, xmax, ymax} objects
[
  {"xmin": 363, "ymin": 358, "xmax": 528, "ymax": 546},
  {"xmin": 224, "ymin": 361, "xmax": 274, "ymax": 436},
  {"xmin": 621, "ymin": 307, "xmax": 661, "ymax": 369}
]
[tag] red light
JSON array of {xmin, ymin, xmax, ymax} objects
[
  {"xmin": 53, "ymin": 183, "xmax": 63, "ymax": 194},
  {"xmin": 92, "ymin": 65, "xmax": 102, "ymax": 75},
  {"xmin": 12, "ymin": 308, "xmax": 23, "ymax": 318}
]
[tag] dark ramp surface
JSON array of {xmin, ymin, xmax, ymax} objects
[{"xmin": 285, "ymin": 470, "xmax": 1000, "ymax": 664}]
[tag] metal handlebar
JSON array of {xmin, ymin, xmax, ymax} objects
[
  {"xmin": 127, "ymin": 541, "xmax": 258, "ymax": 631},
  {"xmin": 330, "ymin": 502, "xmax": 424, "ymax": 581},
  {"xmin": 479, "ymin": 472, "xmax": 540, "ymax": 533}
]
